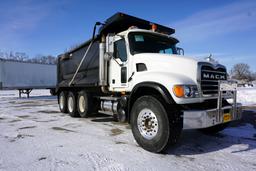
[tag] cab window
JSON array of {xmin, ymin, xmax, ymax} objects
[
  {"xmin": 128, "ymin": 32, "xmax": 178, "ymax": 55},
  {"xmin": 114, "ymin": 39, "xmax": 127, "ymax": 62}
]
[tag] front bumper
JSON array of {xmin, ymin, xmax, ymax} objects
[{"xmin": 183, "ymin": 103, "xmax": 242, "ymax": 129}]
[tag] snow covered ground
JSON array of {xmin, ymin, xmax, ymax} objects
[
  {"xmin": 237, "ymin": 87, "xmax": 256, "ymax": 106},
  {"xmin": 0, "ymin": 89, "xmax": 255, "ymax": 171}
]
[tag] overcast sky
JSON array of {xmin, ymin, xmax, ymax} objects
[{"xmin": 0, "ymin": 0, "xmax": 255, "ymax": 71}]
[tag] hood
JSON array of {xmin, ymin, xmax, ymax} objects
[{"xmin": 132, "ymin": 53, "xmax": 200, "ymax": 83}]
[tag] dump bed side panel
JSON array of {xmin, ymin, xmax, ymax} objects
[{"xmin": 58, "ymin": 40, "xmax": 100, "ymax": 88}]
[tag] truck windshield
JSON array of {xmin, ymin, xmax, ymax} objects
[{"xmin": 128, "ymin": 32, "xmax": 178, "ymax": 55}]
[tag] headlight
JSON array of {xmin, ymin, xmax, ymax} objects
[{"xmin": 173, "ymin": 85, "xmax": 199, "ymax": 98}]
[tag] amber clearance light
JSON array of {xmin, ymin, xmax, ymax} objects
[{"xmin": 173, "ymin": 85, "xmax": 185, "ymax": 98}]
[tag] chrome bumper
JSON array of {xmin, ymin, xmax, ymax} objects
[
  {"xmin": 183, "ymin": 81, "xmax": 242, "ymax": 129},
  {"xmin": 182, "ymin": 103, "xmax": 242, "ymax": 129}
]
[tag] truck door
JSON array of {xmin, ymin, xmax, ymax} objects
[{"xmin": 109, "ymin": 38, "xmax": 128, "ymax": 90}]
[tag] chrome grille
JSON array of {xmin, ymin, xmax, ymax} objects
[{"xmin": 200, "ymin": 65, "xmax": 227, "ymax": 95}]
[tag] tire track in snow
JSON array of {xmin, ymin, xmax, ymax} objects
[{"xmin": 81, "ymin": 152, "xmax": 125, "ymax": 171}]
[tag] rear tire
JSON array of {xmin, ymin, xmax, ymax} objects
[
  {"xmin": 130, "ymin": 96, "xmax": 182, "ymax": 153},
  {"xmin": 77, "ymin": 91, "xmax": 94, "ymax": 118},
  {"xmin": 67, "ymin": 92, "xmax": 79, "ymax": 117},
  {"xmin": 58, "ymin": 91, "xmax": 68, "ymax": 113},
  {"xmin": 199, "ymin": 123, "xmax": 229, "ymax": 135}
]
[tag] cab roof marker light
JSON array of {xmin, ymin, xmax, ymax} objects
[{"xmin": 151, "ymin": 24, "xmax": 157, "ymax": 32}]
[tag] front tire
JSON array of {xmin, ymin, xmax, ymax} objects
[
  {"xmin": 131, "ymin": 96, "xmax": 182, "ymax": 153},
  {"xmin": 67, "ymin": 92, "xmax": 79, "ymax": 117},
  {"xmin": 58, "ymin": 91, "xmax": 68, "ymax": 113}
]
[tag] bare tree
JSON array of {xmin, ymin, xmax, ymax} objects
[
  {"xmin": 14, "ymin": 52, "xmax": 29, "ymax": 61},
  {"xmin": 28, "ymin": 54, "xmax": 57, "ymax": 64},
  {"xmin": 0, "ymin": 50, "xmax": 29, "ymax": 61},
  {"xmin": 230, "ymin": 63, "xmax": 254, "ymax": 81},
  {"xmin": 9, "ymin": 51, "xmax": 15, "ymax": 59},
  {"xmin": 46, "ymin": 55, "xmax": 57, "ymax": 64},
  {"xmin": 0, "ymin": 50, "xmax": 57, "ymax": 64},
  {"xmin": 249, "ymin": 72, "xmax": 256, "ymax": 81},
  {"xmin": 0, "ymin": 51, "xmax": 10, "ymax": 59}
]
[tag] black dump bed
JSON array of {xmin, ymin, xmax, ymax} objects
[
  {"xmin": 57, "ymin": 12, "xmax": 175, "ymax": 89},
  {"xmin": 57, "ymin": 40, "xmax": 100, "ymax": 88},
  {"xmin": 99, "ymin": 13, "xmax": 175, "ymax": 35}
]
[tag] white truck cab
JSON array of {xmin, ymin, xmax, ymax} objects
[
  {"xmin": 107, "ymin": 28, "xmax": 233, "ymax": 102},
  {"xmin": 57, "ymin": 13, "xmax": 242, "ymax": 153}
]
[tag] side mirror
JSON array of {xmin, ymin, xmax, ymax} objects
[
  {"xmin": 177, "ymin": 47, "xmax": 184, "ymax": 56},
  {"xmin": 106, "ymin": 33, "xmax": 115, "ymax": 54},
  {"xmin": 104, "ymin": 33, "xmax": 115, "ymax": 61}
]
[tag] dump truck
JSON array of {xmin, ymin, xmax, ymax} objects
[
  {"xmin": 56, "ymin": 13, "xmax": 242, "ymax": 153},
  {"xmin": 0, "ymin": 58, "xmax": 56, "ymax": 97}
]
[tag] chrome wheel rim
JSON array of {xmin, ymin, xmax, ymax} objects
[
  {"xmin": 137, "ymin": 108, "xmax": 159, "ymax": 140},
  {"xmin": 59, "ymin": 95, "xmax": 64, "ymax": 110},
  {"xmin": 68, "ymin": 96, "xmax": 74, "ymax": 112},
  {"xmin": 79, "ymin": 96, "xmax": 85, "ymax": 113}
]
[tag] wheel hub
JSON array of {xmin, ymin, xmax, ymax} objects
[{"xmin": 137, "ymin": 108, "xmax": 158, "ymax": 140}]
